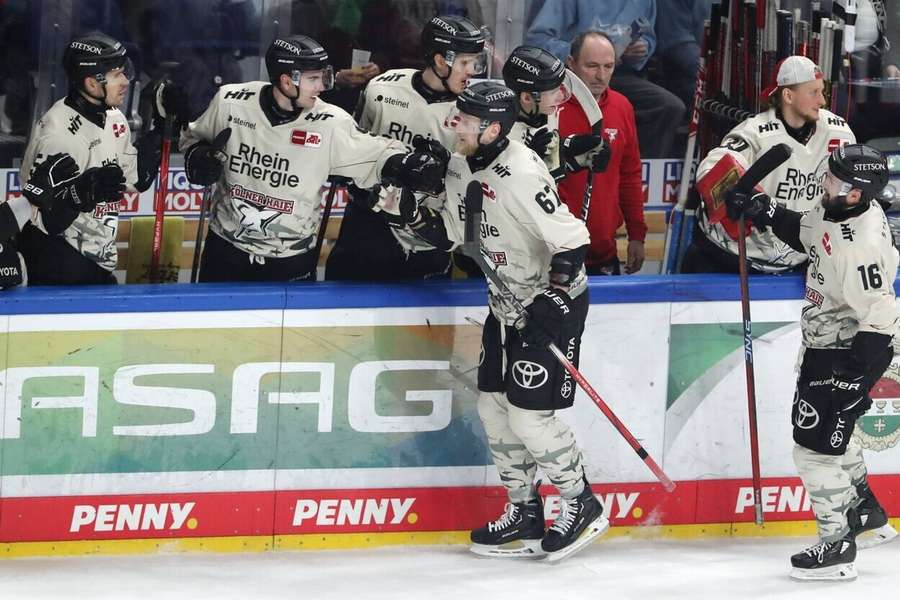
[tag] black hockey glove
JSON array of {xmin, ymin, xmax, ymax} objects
[
  {"xmin": 381, "ymin": 140, "xmax": 449, "ymax": 195},
  {"xmin": 526, "ymin": 126, "xmax": 554, "ymax": 158},
  {"xmin": 562, "ymin": 133, "xmax": 611, "ymax": 173},
  {"xmin": 520, "ymin": 287, "xmax": 574, "ymax": 348},
  {"xmin": 22, "ymin": 153, "xmax": 80, "ymax": 210},
  {"xmin": 67, "ymin": 164, "xmax": 126, "ymax": 212},
  {"xmin": 154, "ymin": 79, "xmax": 190, "ymax": 130},
  {"xmin": 724, "ymin": 189, "xmax": 780, "ymax": 228},
  {"xmin": 185, "ymin": 129, "xmax": 230, "ymax": 186},
  {"xmin": 379, "ymin": 188, "xmax": 421, "ymax": 229}
]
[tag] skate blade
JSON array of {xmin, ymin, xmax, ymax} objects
[
  {"xmin": 857, "ymin": 523, "xmax": 899, "ymax": 550},
  {"xmin": 543, "ymin": 515, "xmax": 610, "ymax": 563},
  {"xmin": 790, "ymin": 562, "xmax": 857, "ymax": 582},
  {"xmin": 470, "ymin": 539, "xmax": 546, "ymax": 559}
]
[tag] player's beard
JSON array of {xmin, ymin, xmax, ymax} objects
[
  {"xmin": 821, "ymin": 192, "xmax": 851, "ymax": 211},
  {"xmin": 455, "ymin": 137, "xmax": 479, "ymax": 156}
]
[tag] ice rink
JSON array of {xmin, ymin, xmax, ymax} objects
[{"xmin": 1, "ymin": 536, "xmax": 897, "ymax": 599}]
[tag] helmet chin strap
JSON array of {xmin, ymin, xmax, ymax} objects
[{"xmin": 430, "ymin": 59, "xmax": 454, "ymax": 93}]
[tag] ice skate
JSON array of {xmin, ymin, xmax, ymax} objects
[
  {"xmin": 541, "ymin": 483, "xmax": 609, "ymax": 563},
  {"xmin": 789, "ymin": 534, "xmax": 857, "ymax": 581},
  {"xmin": 851, "ymin": 483, "xmax": 898, "ymax": 550},
  {"xmin": 470, "ymin": 496, "xmax": 546, "ymax": 558}
]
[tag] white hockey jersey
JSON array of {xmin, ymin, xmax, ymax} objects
[
  {"xmin": 356, "ymin": 68, "xmax": 457, "ymax": 253},
  {"xmin": 509, "ymin": 114, "xmax": 562, "ymax": 174},
  {"xmin": 439, "ymin": 140, "xmax": 590, "ymax": 324},
  {"xmin": 180, "ymin": 81, "xmax": 407, "ymax": 258},
  {"xmin": 20, "ymin": 97, "xmax": 138, "ymax": 272},
  {"xmin": 697, "ymin": 108, "xmax": 856, "ymax": 272},
  {"xmin": 798, "ymin": 201, "xmax": 899, "ymax": 349}
]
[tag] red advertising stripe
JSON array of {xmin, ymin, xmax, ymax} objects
[{"xmin": 1, "ymin": 476, "xmax": 897, "ymax": 543}]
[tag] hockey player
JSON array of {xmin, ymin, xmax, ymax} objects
[
  {"xmin": 388, "ymin": 81, "xmax": 607, "ymax": 561},
  {"xmin": 684, "ymin": 55, "xmax": 856, "ymax": 273},
  {"xmin": 0, "ymin": 154, "xmax": 79, "ymax": 288},
  {"xmin": 502, "ymin": 45, "xmax": 610, "ymax": 180},
  {"xmin": 727, "ymin": 144, "xmax": 898, "ymax": 581},
  {"xmin": 325, "ymin": 15, "xmax": 487, "ymax": 281},
  {"xmin": 18, "ymin": 32, "xmax": 180, "ymax": 285},
  {"xmin": 181, "ymin": 34, "xmax": 448, "ymax": 283}
]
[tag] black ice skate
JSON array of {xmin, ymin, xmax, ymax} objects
[
  {"xmin": 789, "ymin": 534, "xmax": 857, "ymax": 581},
  {"xmin": 851, "ymin": 481, "xmax": 898, "ymax": 550},
  {"xmin": 470, "ymin": 496, "xmax": 546, "ymax": 558},
  {"xmin": 541, "ymin": 483, "xmax": 609, "ymax": 562}
]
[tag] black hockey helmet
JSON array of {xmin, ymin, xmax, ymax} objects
[
  {"xmin": 421, "ymin": 15, "xmax": 487, "ymax": 67},
  {"xmin": 452, "ymin": 80, "xmax": 517, "ymax": 136},
  {"xmin": 827, "ymin": 144, "xmax": 890, "ymax": 200},
  {"xmin": 265, "ymin": 35, "xmax": 332, "ymax": 88},
  {"xmin": 502, "ymin": 46, "xmax": 564, "ymax": 93},
  {"xmin": 62, "ymin": 32, "xmax": 132, "ymax": 85}
]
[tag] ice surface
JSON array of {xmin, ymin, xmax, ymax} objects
[{"xmin": 0, "ymin": 536, "xmax": 897, "ymax": 599}]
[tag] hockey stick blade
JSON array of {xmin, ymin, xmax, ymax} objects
[{"xmin": 459, "ymin": 180, "xmax": 675, "ymax": 492}]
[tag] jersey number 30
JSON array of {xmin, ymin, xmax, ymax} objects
[{"xmin": 857, "ymin": 264, "xmax": 883, "ymax": 290}]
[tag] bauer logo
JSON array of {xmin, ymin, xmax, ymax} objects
[
  {"xmin": 69, "ymin": 502, "xmax": 196, "ymax": 533},
  {"xmin": 291, "ymin": 497, "xmax": 416, "ymax": 527},
  {"xmin": 291, "ymin": 130, "xmax": 322, "ymax": 147}
]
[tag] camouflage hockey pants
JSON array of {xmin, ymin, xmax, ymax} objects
[
  {"xmin": 793, "ymin": 433, "xmax": 868, "ymax": 543},
  {"xmin": 477, "ymin": 391, "xmax": 585, "ymax": 504}
]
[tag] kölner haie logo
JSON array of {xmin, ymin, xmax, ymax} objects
[{"xmin": 857, "ymin": 355, "xmax": 900, "ymax": 451}]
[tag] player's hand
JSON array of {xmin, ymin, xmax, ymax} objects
[
  {"xmin": 526, "ymin": 127, "xmax": 554, "ymax": 158},
  {"xmin": 520, "ymin": 287, "xmax": 573, "ymax": 347},
  {"xmin": 70, "ymin": 164, "xmax": 126, "ymax": 212},
  {"xmin": 379, "ymin": 187, "xmax": 420, "ymax": 228},
  {"xmin": 724, "ymin": 189, "xmax": 778, "ymax": 227},
  {"xmin": 154, "ymin": 79, "xmax": 190, "ymax": 130},
  {"xmin": 22, "ymin": 153, "xmax": 80, "ymax": 210},
  {"xmin": 562, "ymin": 134, "xmax": 609, "ymax": 173},
  {"xmin": 625, "ymin": 240, "xmax": 645, "ymax": 274},
  {"xmin": 185, "ymin": 128, "xmax": 230, "ymax": 186},
  {"xmin": 382, "ymin": 142, "xmax": 448, "ymax": 195}
]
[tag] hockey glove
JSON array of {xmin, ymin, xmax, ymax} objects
[
  {"xmin": 520, "ymin": 287, "xmax": 574, "ymax": 348},
  {"xmin": 67, "ymin": 164, "xmax": 126, "ymax": 212},
  {"xmin": 22, "ymin": 153, "xmax": 80, "ymax": 210},
  {"xmin": 562, "ymin": 134, "xmax": 611, "ymax": 173},
  {"xmin": 154, "ymin": 79, "xmax": 190, "ymax": 131},
  {"xmin": 724, "ymin": 189, "xmax": 780, "ymax": 228},
  {"xmin": 184, "ymin": 129, "xmax": 230, "ymax": 186},
  {"xmin": 381, "ymin": 144, "xmax": 448, "ymax": 196},
  {"xmin": 830, "ymin": 362, "xmax": 869, "ymax": 416},
  {"xmin": 378, "ymin": 187, "xmax": 420, "ymax": 229},
  {"xmin": 527, "ymin": 126, "xmax": 554, "ymax": 158}
]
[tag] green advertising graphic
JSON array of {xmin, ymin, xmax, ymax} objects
[{"xmin": 0, "ymin": 320, "xmax": 492, "ymax": 477}]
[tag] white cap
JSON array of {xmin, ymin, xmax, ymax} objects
[{"xmin": 763, "ymin": 56, "xmax": 823, "ymax": 97}]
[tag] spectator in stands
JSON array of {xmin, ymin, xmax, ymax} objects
[
  {"xmin": 560, "ymin": 31, "xmax": 647, "ymax": 275},
  {"xmin": 526, "ymin": 0, "xmax": 685, "ymax": 158},
  {"xmin": 655, "ymin": 1, "xmax": 711, "ymax": 120}
]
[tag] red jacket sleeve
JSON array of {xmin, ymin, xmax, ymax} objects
[{"xmin": 618, "ymin": 102, "xmax": 647, "ymax": 242}]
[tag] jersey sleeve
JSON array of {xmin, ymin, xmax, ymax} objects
[
  {"xmin": 20, "ymin": 132, "xmax": 89, "ymax": 183},
  {"xmin": 839, "ymin": 241, "xmax": 900, "ymax": 335},
  {"xmin": 328, "ymin": 112, "xmax": 406, "ymax": 188},
  {"xmin": 696, "ymin": 119, "xmax": 760, "ymax": 180},
  {"xmin": 118, "ymin": 124, "xmax": 139, "ymax": 191},
  {"xmin": 512, "ymin": 166, "xmax": 590, "ymax": 253},
  {"xmin": 179, "ymin": 92, "xmax": 222, "ymax": 152}
]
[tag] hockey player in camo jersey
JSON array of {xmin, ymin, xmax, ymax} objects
[
  {"xmin": 18, "ymin": 32, "xmax": 181, "ymax": 285},
  {"xmin": 727, "ymin": 144, "xmax": 899, "ymax": 581},
  {"xmin": 388, "ymin": 81, "xmax": 608, "ymax": 562},
  {"xmin": 180, "ymin": 35, "xmax": 448, "ymax": 282},
  {"xmin": 502, "ymin": 46, "xmax": 611, "ymax": 181},
  {"xmin": 325, "ymin": 15, "xmax": 487, "ymax": 281},
  {"xmin": 685, "ymin": 56, "xmax": 856, "ymax": 274}
]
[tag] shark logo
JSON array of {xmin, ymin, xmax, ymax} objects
[{"xmin": 235, "ymin": 204, "xmax": 281, "ymax": 239}]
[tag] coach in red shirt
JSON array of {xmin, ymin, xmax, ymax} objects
[{"xmin": 559, "ymin": 30, "xmax": 647, "ymax": 274}]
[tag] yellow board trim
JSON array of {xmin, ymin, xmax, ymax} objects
[{"xmin": 2, "ymin": 518, "xmax": 896, "ymax": 559}]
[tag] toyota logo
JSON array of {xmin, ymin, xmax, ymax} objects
[
  {"xmin": 830, "ymin": 430, "xmax": 844, "ymax": 448},
  {"xmin": 560, "ymin": 380, "xmax": 573, "ymax": 398},
  {"xmin": 512, "ymin": 360, "xmax": 549, "ymax": 389},
  {"xmin": 795, "ymin": 399, "xmax": 820, "ymax": 430}
]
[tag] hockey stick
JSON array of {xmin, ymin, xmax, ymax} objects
[
  {"xmin": 563, "ymin": 68, "xmax": 603, "ymax": 222},
  {"xmin": 663, "ymin": 19, "xmax": 710, "ymax": 273},
  {"xmin": 311, "ymin": 176, "xmax": 345, "ymax": 278},
  {"xmin": 150, "ymin": 110, "xmax": 173, "ymax": 283},
  {"xmin": 190, "ymin": 128, "xmax": 231, "ymax": 283},
  {"xmin": 733, "ymin": 142, "xmax": 793, "ymax": 525},
  {"xmin": 459, "ymin": 180, "xmax": 676, "ymax": 492}
]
